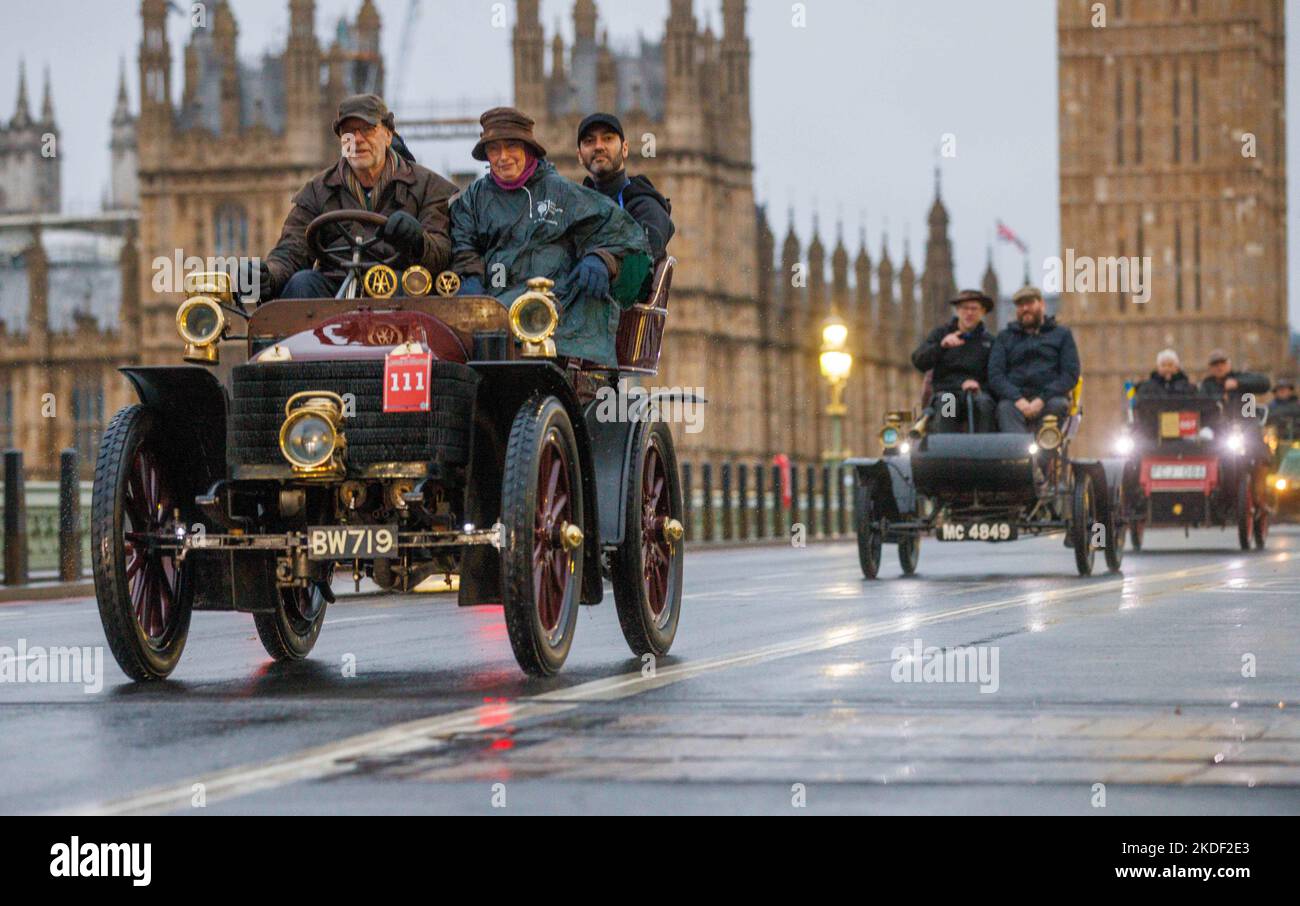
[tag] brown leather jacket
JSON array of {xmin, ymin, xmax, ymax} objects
[{"xmin": 264, "ymin": 155, "xmax": 458, "ymax": 297}]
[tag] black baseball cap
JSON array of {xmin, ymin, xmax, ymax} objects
[{"xmin": 577, "ymin": 112, "xmax": 625, "ymax": 144}]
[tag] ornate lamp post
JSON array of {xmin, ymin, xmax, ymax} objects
[{"xmin": 819, "ymin": 313, "xmax": 853, "ymax": 463}]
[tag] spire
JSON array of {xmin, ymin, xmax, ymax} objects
[
  {"xmin": 574, "ymin": 0, "xmax": 597, "ymax": 43},
  {"xmin": 40, "ymin": 65, "xmax": 54, "ymax": 125},
  {"xmin": 112, "ymin": 58, "xmax": 134, "ymax": 128},
  {"xmin": 982, "ymin": 244, "xmax": 1000, "ymax": 304},
  {"xmin": 12, "ymin": 59, "xmax": 31, "ymax": 128}
]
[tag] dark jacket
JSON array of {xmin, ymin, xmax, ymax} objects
[
  {"xmin": 264, "ymin": 155, "xmax": 457, "ymax": 298},
  {"xmin": 1135, "ymin": 369, "xmax": 1196, "ymax": 399},
  {"xmin": 582, "ymin": 171, "xmax": 675, "ymax": 261},
  {"xmin": 987, "ymin": 316, "xmax": 1081, "ymax": 402},
  {"xmin": 1200, "ymin": 371, "xmax": 1271, "ymax": 404},
  {"xmin": 911, "ymin": 319, "xmax": 995, "ymax": 395},
  {"xmin": 450, "ymin": 160, "xmax": 652, "ymax": 366}
]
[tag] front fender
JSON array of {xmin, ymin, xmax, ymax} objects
[
  {"xmin": 119, "ymin": 366, "xmax": 228, "ymax": 491},
  {"xmin": 846, "ymin": 455, "xmax": 918, "ymax": 520},
  {"xmin": 587, "ymin": 388, "xmax": 705, "ymax": 548}
]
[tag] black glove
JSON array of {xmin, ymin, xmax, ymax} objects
[
  {"xmin": 567, "ymin": 254, "xmax": 610, "ymax": 300},
  {"xmin": 380, "ymin": 210, "xmax": 425, "ymax": 261},
  {"xmin": 237, "ymin": 259, "xmax": 271, "ymax": 305}
]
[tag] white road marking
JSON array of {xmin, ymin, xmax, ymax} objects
[{"xmin": 63, "ymin": 558, "xmax": 1246, "ymax": 816}]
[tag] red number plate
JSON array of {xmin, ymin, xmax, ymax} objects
[{"xmin": 383, "ymin": 349, "xmax": 432, "ymax": 413}]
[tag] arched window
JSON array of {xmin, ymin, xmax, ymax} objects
[{"xmin": 213, "ymin": 203, "xmax": 249, "ymax": 257}]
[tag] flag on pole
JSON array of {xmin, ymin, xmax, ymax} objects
[{"xmin": 996, "ymin": 220, "xmax": 1028, "ymax": 254}]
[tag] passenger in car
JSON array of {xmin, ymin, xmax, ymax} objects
[
  {"xmin": 449, "ymin": 107, "xmax": 652, "ymax": 367},
  {"xmin": 988, "ymin": 286, "xmax": 1081, "ymax": 433},
  {"xmin": 1135, "ymin": 349, "xmax": 1197, "ymax": 399},
  {"xmin": 911, "ymin": 289, "xmax": 996, "ymax": 433}
]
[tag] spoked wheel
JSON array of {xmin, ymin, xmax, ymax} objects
[
  {"xmin": 1236, "ymin": 473, "xmax": 1255, "ymax": 551},
  {"xmin": 1103, "ymin": 482, "xmax": 1126, "ymax": 573},
  {"xmin": 1129, "ymin": 519, "xmax": 1145, "ymax": 552},
  {"xmin": 1071, "ymin": 469, "xmax": 1097, "ymax": 577},
  {"xmin": 855, "ymin": 484, "xmax": 884, "ymax": 580},
  {"xmin": 897, "ymin": 533, "xmax": 921, "ymax": 576},
  {"xmin": 501, "ymin": 395, "xmax": 584, "ymax": 676},
  {"xmin": 92, "ymin": 405, "xmax": 194, "ymax": 681},
  {"xmin": 612, "ymin": 422, "xmax": 684, "ymax": 658},
  {"xmin": 254, "ymin": 565, "xmax": 333, "ymax": 661}
]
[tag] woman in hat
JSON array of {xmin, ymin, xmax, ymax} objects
[{"xmin": 449, "ymin": 107, "xmax": 652, "ymax": 367}]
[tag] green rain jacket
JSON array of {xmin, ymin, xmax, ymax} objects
[{"xmin": 450, "ymin": 161, "xmax": 652, "ymax": 366}]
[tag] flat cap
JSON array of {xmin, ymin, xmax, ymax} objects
[
  {"xmin": 1208, "ymin": 349, "xmax": 1230, "ymax": 364},
  {"xmin": 1012, "ymin": 285, "xmax": 1044, "ymax": 304}
]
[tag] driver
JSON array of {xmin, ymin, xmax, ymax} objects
[
  {"xmin": 910, "ymin": 289, "xmax": 996, "ymax": 433},
  {"xmin": 449, "ymin": 107, "xmax": 652, "ymax": 367},
  {"xmin": 245, "ymin": 94, "xmax": 458, "ymax": 301}
]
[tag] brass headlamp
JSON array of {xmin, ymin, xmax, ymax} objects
[
  {"xmin": 1036, "ymin": 414, "xmax": 1064, "ymax": 451},
  {"xmin": 509, "ymin": 277, "xmax": 560, "ymax": 357},
  {"xmin": 279, "ymin": 391, "xmax": 347, "ymax": 478},
  {"xmin": 176, "ymin": 295, "xmax": 227, "ymax": 364}
]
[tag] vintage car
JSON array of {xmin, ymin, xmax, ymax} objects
[
  {"xmin": 1267, "ymin": 445, "xmax": 1300, "ymax": 521},
  {"xmin": 848, "ymin": 383, "xmax": 1127, "ymax": 578},
  {"xmin": 92, "ymin": 210, "xmax": 690, "ymax": 680},
  {"xmin": 1113, "ymin": 394, "xmax": 1270, "ymax": 550}
]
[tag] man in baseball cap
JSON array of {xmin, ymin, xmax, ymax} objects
[
  {"xmin": 576, "ymin": 112, "xmax": 675, "ymax": 261},
  {"xmin": 245, "ymin": 94, "xmax": 457, "ymax": 301}
]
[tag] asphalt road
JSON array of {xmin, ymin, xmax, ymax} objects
[{"xmin": 2, "ymin": 526, "xmax": 1298, "ymax": 815}]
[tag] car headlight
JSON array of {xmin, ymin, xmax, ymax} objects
[
  {"xmin": 509, "ymin": 278, "xmax": 559, "ymax": 357},
  {"xmin": 1226, "ymin": 432, "xmax": 1245, "ymax": 454},
  {"xmin": 279, "ymin": 392, "xmax": 346, "ymax": 476},
  {"xmin": 1276, "ymin": 477, "xmax": 1289, "ymax": 492},
  {"xmin": 1114, "ymin": 434, "xmax": 1135, "ymax": 456},
  {"xmin": 880, "ymin": 426, "xmax": 900, "ymax": 449},
  {"xmin": 176, "ymin": 295, "xmax": 227, "ymax": 363},
  {"xmin": 1036, "ymin": 415, "xmax": 1063, "ymax": 451},
  {"xmin": 899, "ymin": 441, "xmax": 912, "ymax": 455}
]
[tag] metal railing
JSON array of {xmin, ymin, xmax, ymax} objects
[
  {"xmin": 680, "ymin": 461, "xmax": 854, "ymax": 545},
  {"xmin": 2, "ymin": 450, "xmax": 89, "ymax": 585}
]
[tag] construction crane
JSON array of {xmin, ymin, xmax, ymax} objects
[{"xmin": 392, "ymin": 0, "xmax": 422, "ymax": 111}]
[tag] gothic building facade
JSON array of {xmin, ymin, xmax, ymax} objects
[{"xmin": 1059, "ymin": 0, "xmax": 1291, "ymax": 452}]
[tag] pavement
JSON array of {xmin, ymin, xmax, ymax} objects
[{"xmin": 1, "ymin": 525, "xmax": 1297, "ymax": 815}]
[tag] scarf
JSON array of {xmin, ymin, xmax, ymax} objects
[
  {"xmin": 490, "ymin": 153, "xmax": 539, "ymax": 191},
  {"xmin": 341, "ymin": 149, "xmax": 399, "ymax": 211}
]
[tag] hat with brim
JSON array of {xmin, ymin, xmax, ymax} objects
[
  {"xmin": 472, "ymin": 107, "xmax": 547, "ymax": 162},
  {"xmin": 1208, "ymin": 349, "xmax": 1229, "ymax": 365},
  {"xmin": 949, "ymin": 289, "xmax": 994, "ymax": 313},
  {"xmin": 332, "ymin": 93, "xmax": 395, "ymax": 136}
]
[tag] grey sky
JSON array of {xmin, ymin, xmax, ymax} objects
[{"xmin": 2, "ymin": 0, "xmax": 1297, "ymax": 326}]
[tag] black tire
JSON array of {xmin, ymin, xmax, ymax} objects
[
  {"xmin": 1254, "ymin": 507, "xmax": 1269, "ymax": 550},
  {"xmin": 1130, "ymin": 520, "xmax": 1145, "ymax": 552},
  {"xmin": 91, "ymin": 405, "xmax": 194, "ymax": 681},
  {"xmin": 500, "ymin": 395, "xmax": 583, "ymax": 676},
  {"xmin": 856, "ymin": 485, "xmax": 883, "ymax": 580},
  {"xmin": 1071, "ymin": 469, "xmax": 1097, "ymax": 577},
  {"xmin": 612, "ymin": 422, "xmax": 684, "ymax": 658},
  {"xmin": 1236, "ymin": 473, "xmax": 1254, "ymax": 551},
  {"xmin": 1104, "ymin": 482, "xmax": 1125, "ymax": 573},
  {"xmin": 253, "ymin": 567, "xmax": 331, "ymax": 661},
  {"xmin": 898, "ymin": 533, "xmax": 921, "ymax": 576}
]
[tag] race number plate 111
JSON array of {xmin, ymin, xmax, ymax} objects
[{"xmin": 383, "ymin": 347, "xmax": 432, "ymax": 413}]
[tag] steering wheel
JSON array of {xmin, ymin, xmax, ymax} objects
[{"xmin": 304, "ymin": 210, "xmax": 401, "ymax": 273}]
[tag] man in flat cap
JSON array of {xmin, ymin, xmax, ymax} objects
[
  {"xmin": 1199, "ymin": 350, "xmax": 1271, "ymax": 413},
  {"xmin": 450, "ymin": 107, "xmax": 652, "ymax": 367},
  {"xmin": 577, "ymin": 112, "xmax": 675, "ymax": 262},
  {"xmin": 1268, "ymin": 377, "xmax": 1300, "ymax": 438},
  {"xmin": 911, "ymin": 289, "xmax": 996, "ymax": 433},
  {"xmin": 988, "ymin": 286, "xmax": 1081, "ymax": 433},
  {"xmin": 243, "ymin": 94, "xmax": 458, "ymax": 301}
]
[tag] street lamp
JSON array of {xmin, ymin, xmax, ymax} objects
[{"xmin": 819, "ymin": 313, "xmax": 853, "ymax": 463}]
